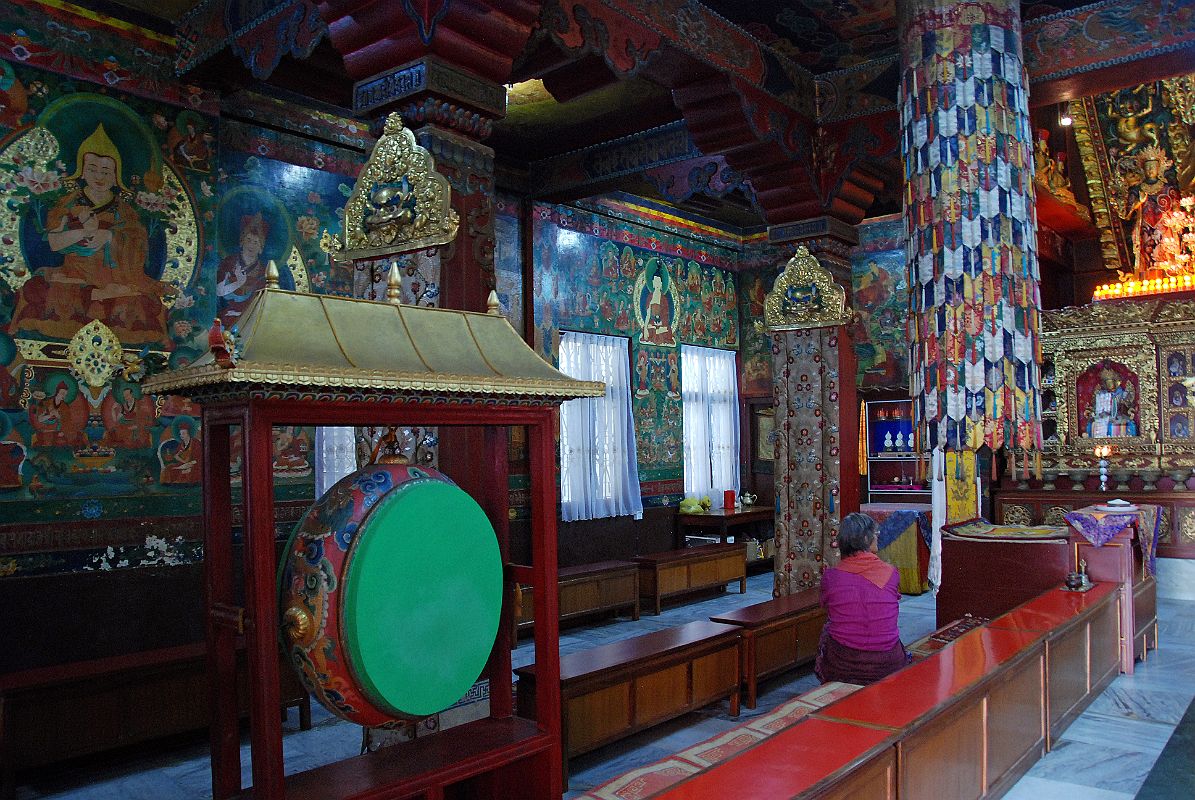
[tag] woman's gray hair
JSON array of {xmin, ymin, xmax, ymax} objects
[{"xmin": 839, "ymin": 512, "xmax": 877, "ymax": 558}]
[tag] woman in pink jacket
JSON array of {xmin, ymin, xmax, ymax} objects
[{"xmin": 815, "ymin": 512, "xmax": 908, "ymax": 685}]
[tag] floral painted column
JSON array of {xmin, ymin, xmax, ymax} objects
[{"xmin": 899, "ymin": 0, "xmax": 1043, "ymax": 512}]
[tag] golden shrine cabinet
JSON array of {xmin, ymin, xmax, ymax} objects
[{"xmin": 995, "ymin": 299, "xmax": 1195, "ymax": 557}]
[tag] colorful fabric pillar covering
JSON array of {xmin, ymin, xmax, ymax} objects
[
  {"xmin": 773, "ymin": 329, "xmax": 843, "ymax": 594},
  {"xmin": 899, "ymin": 0, "xmax": 1044, "ymax": 467}
]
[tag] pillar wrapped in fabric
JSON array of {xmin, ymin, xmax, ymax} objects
[
  {"xmin": 899, "ymin": 0, "xmax": 1044, "ymax": 489},
  {"xmin": 279, "ymin": 463, "xmax": 503, "ymax": 727}
]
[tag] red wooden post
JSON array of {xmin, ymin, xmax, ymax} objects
[
  {"xmin": 203, "ymin": 409, "xmax": 239, "ymax": 799},
  {"xmin": 242, "ymin": 406, "xmax": 285, "ymax": 797},
  {"xmin": 838, "ymin": 326, "xmax": 860, "ymax": 517},
  {"xmin": 482, "ymin": 424, "xmax": 513, "ymax": 718},
  {"xmin": 527, "ymin": 411, "xmax": 562, "ymax": 795}
]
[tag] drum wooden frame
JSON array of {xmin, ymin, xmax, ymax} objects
[{"xmin": 142, "ymin": 286, "xmax": 602, "ymax": 800}]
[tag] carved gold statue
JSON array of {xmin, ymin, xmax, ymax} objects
[{"xmin": 1105, "ymin": 85, "xmax": 1160, "ymax": 151}]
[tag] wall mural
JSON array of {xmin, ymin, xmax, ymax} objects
[
  {"xmin": 850, "ymin": 215, "xmax": 909, "ymax": 389},
  {"xmin": 0, "ymin": 66, "xmax": 216, "ymax": 539},
  {"xmin": 532, "ymin": 202, "xmax": 739, "ymax": 505},
  {"xmin": 0, "ymin": 52, "xmax": 376, "ymax": 577},
  {"xmin": 737, "ymin": 245, "xmax": 782, "ymax": 398},
  {"xmin": 494, "ymin": 193, "xmax": 523, "ymax": 330}
]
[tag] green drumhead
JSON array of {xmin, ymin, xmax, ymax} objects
[{"xmin": 343, "ymin": 478, "xmax": 502, "ymax": 718}]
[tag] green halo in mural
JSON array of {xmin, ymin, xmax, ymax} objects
[
  {"xmin": 170, "ymin": 414, "xmax": 197, "ymax": 440},
  {"xmin": 37, "ymin": 93, "xmax": 161, "ymax": 189},
  {"xmin": 109, "ymin": 377, "xmax": 142, "ymax": 401},
  {"xmin": 0, "ymin": 331, "xmax": 16, "ymax": 368},
  {"xmin": 42, "ymin": 372, "xmax": 78, "ymax": 403},
  {"xmin": 217, "ymin": 184, "xmax": 295, "ymax": 263}
]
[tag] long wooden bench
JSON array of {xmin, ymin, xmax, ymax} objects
[
  {"xmin": 514, "ymin": 620, "xmax": 742, "ymax": 780},
  {"xmin": 709, "ymin": 588, "xmax": 825, "ymax": 709},
  {"xmin": 512, "ymin": 560, "xmax": 639, "ymax": 636},
  {"xmin": 576, "ymin": 581, "xmax": 1121, "ymax": 799},
  {"xmin": 635, "ymin": 543, "xmax": 746, "ymax": 615}
]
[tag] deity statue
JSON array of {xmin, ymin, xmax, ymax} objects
[
  {"xmin": 1085, "ymin": 367, "xmax": 1138, "ymax": 438},
  {"xmin": 1106, "ymin": 85, "xmax": 1160, "ymax": 152},
  {"xmin": 1034, "ymin": 129, "xmax": 1054, "ymax": 183},
  {"xmin": 1114, "ymin": 146, "xmax": 1182, "ymax": 276}
]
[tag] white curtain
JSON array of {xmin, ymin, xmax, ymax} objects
[
  {"xmin": 558, "ymin": 332, "xmax": 643, "ymax": 522},
  {"xmin": 682, "ymin": 344, "xmax": 740, "ymax": 509},
  {"xmin": 930, "ymin": 446, "xmax": 945, "ymax": 594},
  {"xmin": 315, "ymin": 426, "xmax": 358, "ymax": 498}
]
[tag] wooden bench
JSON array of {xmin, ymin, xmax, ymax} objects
[
  {"xmin": 514, "ymin": 620, "xmax": 742, "ymax": 779},
  {"xmin": 709, "ymin": 588, "xmax": 826, "ymax": 709},
  {"xmin": 512, "ymin": 560, "xmax": 639, "ymax": 635},
  {"xmin": 635, "ymin": 543, "xmax": 746, "ymax": 615},
  {"xmin": 582, "ymin": 581, "xmax": 1121, "ymax": 800}
]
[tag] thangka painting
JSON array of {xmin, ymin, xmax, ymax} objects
[
  {"xmin": 738, "ymin": 267, "xmax": 775, "ymax": 397},
  {"xmin": 850, "ymin": 215, "xmax": 909, "ymax": 389},
  {"xmin": 494, "ymin": 193, "xmax": 523, "ymax": 330}
]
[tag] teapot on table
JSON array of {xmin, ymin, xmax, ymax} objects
[{"xmin": 740, "ymin": 492, "xmax": 757, "ymax": 507}]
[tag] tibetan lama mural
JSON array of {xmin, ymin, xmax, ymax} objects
[
  {"xmin": 850, "ymin": 215, "xmax": 909, "ymax": 389},
  {"xmin": 0, "ymin": 48, "xmax": 376, "ymax": 576},
  {"xmin": 0, "ymin": 64, "xmax": 218, "ymax": 534},
  {"xmin": 532, "ymin": 200, "xmax": 740, "ymax": 505},
  {"xmin": 736, "ymin": 241, "xmax": 790, "ymax": 397}
]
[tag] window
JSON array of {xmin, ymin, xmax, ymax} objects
[
  {"xmin": 682, "ymin": 344, "xmax": 740, "ymax": 507},
  {"xmin": 558, "ymin": 331, "xmax": 643, "ymax": 521},
  {"xmin": 314, "ymin": 426, "xmax": 357, "ymax": 498}
]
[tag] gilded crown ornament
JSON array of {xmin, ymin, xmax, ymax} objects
[
  {"xmin": 757, "ymin": 246, "xmax": 854, "ymax": 332},
  {"xmin": 321, "ymin": 113, "xmax": 459, "ymax": 263}
]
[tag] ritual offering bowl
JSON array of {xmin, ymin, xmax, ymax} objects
[{"xmin": 279, "ymin": 463, "xmax": 503, "ymax": 727}]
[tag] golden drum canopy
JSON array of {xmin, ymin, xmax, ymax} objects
[{"xmin": 141, "ymin": 289, "xmax": 604, "ymax": 403}]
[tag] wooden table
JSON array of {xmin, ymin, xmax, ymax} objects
[
  {"xmin": 635, "ymin": 543, "xmax": 747, "ymax": 615},
  {"xmin": 709, "ymin": 588, "xmax": 825, "ymax": 709},
  {"xmin": 1067, "ymin": 517, "xmax": 1158, "ymax": 674},
  {"xmin": 514, "ymin": 620, "xmax": 742, "ymax": 779},
  {"xmin": 676, "ymin": 506, "xmax": 773, "ymax": 549}
]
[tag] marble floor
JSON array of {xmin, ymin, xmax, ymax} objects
[{"xmin": 12, "ymin": 570, "xmax": 1194, "ymax": 799}]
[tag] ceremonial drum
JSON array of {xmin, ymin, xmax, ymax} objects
[{"xmin": 279, "ymin": 463, "xmax": 503, "ymax": 727}]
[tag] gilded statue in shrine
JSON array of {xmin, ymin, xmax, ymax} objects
[
  {"xmin": 1114, "ymin": 146, "xmax": 1183, "ymax": 275},
  {"xmin": 1033, "ymin": 128, "xmax": 1082, "ymax": 211},
  {"xmin": 1105, "ymin": 85, "xmax": 1160, "ymax": 151},
  {"xmin": 1084, "ymin": 365, "xmax": 1138, "ymax": 438}
]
